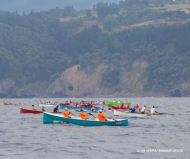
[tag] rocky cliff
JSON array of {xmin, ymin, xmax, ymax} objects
[
  {"xmin": 1, "ymin": 61, "xmax": 190, "ymax": 98},
  {"xmin": 0, "ymin": 79, "xmax": 15, "ymax": 97},
  {"xmin": 44, "ymin": 60, "xmax": 167, "ymax": 97}
]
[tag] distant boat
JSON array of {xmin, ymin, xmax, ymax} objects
[
  {"xmin": 38, "ymin": 104, "xmax": 57, "ymax": 107},
  {"xmin": 3, "ymin": 101, "xmax": 26, "ymax": 106},
  {"xmin": 43, "ymin": 112, "xmax": 129, "ymax": 126},
  {"xmin": 113, "ymin": 109, "xmax": 148, "ymax": 117},
  {"xmin": 59, "ymin": 105, "xmax": 101, "ymax": 111},
  {"xmin": 74, "ymin": 109, "xmax": 96, "ymax": 113},
  {"xmin": 105, "ymin": 101, "xmax": 132, "ymax": 106},
  {"xmin": 20, "ymin": 107, "xmax": 61, "ymax": 114},
  {"xmin": 111, "ymin": 106, "xmax": 130, "ymax": 110},
  {"xmin": 20, "ymin": 107, "xmax": 43, "ymax": 114}
]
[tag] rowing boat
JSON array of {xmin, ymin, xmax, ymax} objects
[
  {"xmin": 113, "ymin": 109, "xmax": 148, "ymax": 117},
  {"xmin": 38, "ymin": 104, "xmax": 57, "ymax": 107},
  {"xmin": 20, "ymin": 108, "xmax": 61, "ymax": 114},
  {"xmin": 59, "ymin": 105, "xmax": 101, "ymax": 111},
  {"xmin": 113, "ymin": 110, "xmax": 171, "ymax": 117},
  {"xmin": 3, "ymin": 102, "xmax": 26, "ymax": 106},
  {"xmin": 111, "ymin": 106, "xmax": 129, "ymax": 110},
  {"xmin": 43, "ymin": 112, "xmax": 128, "ymax": 126},
  {"xmin": 59, "ymin": 105, "xmax": 78, "ymax": 110},
  {"xmin": 20, "ymin": 107, "xmax": 43, "ymax": 114},
  {"xmin": 105, "ymin": 101, "xmax": 132, "ymax": 106},
  {"xmin": 74, "ymin": 109, "xmax": 96, "ymax": 113}
]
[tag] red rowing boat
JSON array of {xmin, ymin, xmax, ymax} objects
[
  {"xmin": 110, "ymin": 106, "xmax": 130, "ymax": 110},
  {"xmin": 20, "ymin": 108, "xmax": 62, "ymax": 114},
  {"xmin": 20, "ymin": 108, "xmax": 43, "ymax": 114}
]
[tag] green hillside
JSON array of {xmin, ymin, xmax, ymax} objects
[{"xmin": 0, "ymin": 0, "xmax": 190, "ymax": 97}]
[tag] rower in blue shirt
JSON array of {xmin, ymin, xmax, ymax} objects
[{"xmin": 131, "ymin": 106, "xmax": 136, "ymax": 113}]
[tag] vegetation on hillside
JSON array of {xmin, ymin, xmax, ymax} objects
[{"xmin": 0, "ymin": 0, "xmax": 190, "ymax": 94}]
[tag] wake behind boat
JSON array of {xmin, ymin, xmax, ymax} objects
[{"xmin": 43, "ymin": 112, "xmax": 129, "ymax": 126}]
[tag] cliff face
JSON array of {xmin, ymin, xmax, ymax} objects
[
  {"xmin": 0, "ymin": 79, "xmax": 15, "ymax": 97},
  {"xmin": 44, "ymin": 60, "xmax": 157, "ymax": 97},
  {"xmin": 44, "ymin": 64, "xmax": 107, "ymax": 97},
  {"xmin": 1, "ymin": 61, "xmax": 190, "ymax": 97}
]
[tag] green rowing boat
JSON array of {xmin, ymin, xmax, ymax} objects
[{"xmin": 105, "ymin": 101, "xmax": 132, "ymax": 106}]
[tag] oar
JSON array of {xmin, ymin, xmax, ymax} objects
[
  {"xmin": 107, "ymin": 117, "xmax": 118, "ymax": 122},
  {"xmin": 110, "ymin": 118, "xmax": 119, "ymax": 122},
  {"xmin": 88, "ymin": 113, "xmax": 96, "ymax": 118},
  {"xmin": 69, "ymin": 111, "xmax": 76, "ymax": 116},
  {"xmin": 157, "ymin": 113, "xmax": 175, "ymax": 115}
]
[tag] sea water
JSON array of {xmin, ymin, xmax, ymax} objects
[{"xmin": 0, "ymin": 97, "xmax": 189, "ymax": 159}]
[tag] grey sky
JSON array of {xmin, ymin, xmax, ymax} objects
[{"xmin": 0, "ymin": 0, "xmax": 121, "ymax": 13}]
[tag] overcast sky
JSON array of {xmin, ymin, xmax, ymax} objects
[{"xmin": 0, "ymin": 0, "xmax": 121, "ymax": 13}]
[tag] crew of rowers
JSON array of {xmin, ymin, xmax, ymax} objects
[
  {"xmin": 62, "ymin": 108, "xmax": 107, "ymax": 121},
  {"xmin": 31, "ymin": 102, "xmax": 158, "ymax": 120},
  {"xmin": 62, "ymin": 100, "xmax": 106, "ymax": 106},
  {"xmin": 3, "ymin": 100, "xmax": 22, "ymax": 105},
  {"xmin": 128, "ymin": 104, "xmax": 158, "ymax": 115},
  {"xmin": 31, "ymin": 104, "xmax": 107, "ymax": 121},
  {"xmin": 36, "ymin": 100, "xmax": 57, "ymax": 105}
]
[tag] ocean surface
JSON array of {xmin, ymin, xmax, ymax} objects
[{"xmin": 0, "ymin": 97, "xmax": 189, "ymax": 159}]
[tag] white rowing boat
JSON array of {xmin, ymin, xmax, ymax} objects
[
  {"xmin": 113, "ymin": 109, "xmax": 149, "ymax": 117},
  {"xmin": 38, "ymin": 104, "xmax": 57, "ymax": 107}
]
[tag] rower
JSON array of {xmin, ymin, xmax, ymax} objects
[
  {"xmin": 42, "ymin": 106, "xmax": 46, "ymax": 112},
  {"xmin": 131, "ymin": 106, "xmax": 136, "ymax": 113},
  {"xmin": 80, "ymin": 109, "xmax": 89, "ymax": 120},
  {"xmin": 97, "ymin": 110, "xmax": 106, "ymax": 121},
  {"xmin": 62, "ymin": 108, "xmax": 71, "ymax": 118},
  {"xmin": 151, "ymin": 106, "xmax": 158, "ymax": 115},
  {"xmin": 53, "ymin": 105, "xmax": 59, "ymax": 112},
  {"xmin": 126, "ymin": 104, "xmax": 130, "ymax": 109},
  {"xmin": 120, "ymin": 103, "xmax": 124, "ymax": 109},
  {"xmin": 141, "ymin": 105, "xmax": 150, "ymax": 114},
  {"xmin": 91, "ymin": 106, "xmax": 97, "ymax": 112},
  {"xmin": 135, "ymin": 104, "xmax": 139, "ymax": 110},
  {"xmin": 31, "ymin": 105, "xmax": 36, "ymax": 110}
]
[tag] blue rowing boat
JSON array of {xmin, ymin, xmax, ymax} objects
[
  {"xmin": 74, "ymin": 109, "xmax": 96, "ymax": 112},
  {"xmin": 43, "ymin": 112, "xmax": 128, "ymax": 126},
  {"xmin": 59, "ymin": 105, "xmax": 101, "ymax": 111},
  {"xmin": 59, "ymin": 105, "xmax": 76, "ymax": 110}
]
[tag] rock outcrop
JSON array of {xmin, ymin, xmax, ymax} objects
[
  {"xmin": 44, "ymin": 61, "xmax": 151, "ymax": 97},
  {"xmin": 0, "ymin": 79, "xmax": 15, "ymax": 97},
  {"xmin": 1, "ymin": 61, "xmax": 190, "ymax": 98},
  {"xmin": 44, "ymin": 64, "xmax": 107, "ymax": 97}
]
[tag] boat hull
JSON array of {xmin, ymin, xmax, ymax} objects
[
  {"xmin": 38, "ymin": 104, "xmax": 57, "ymax": 107},
  {"xmin": 111, "ymin": 106, "xmax": 129, "ymax": 110},
  {"xmin": 59, "ymin": 105, "xmax": 77, "ymax": 110},
  {"xmin": 106, "ymin": 101, "xmax": 132, "ymax": 106},
  {"xmin": 20, "ymin": 108, "xmax": 62, "ymax": 114},
  {"xmin": 59, "ymin": 105, "xmax": 101, "ymax": 111},
  {"xmin": 43, "ymin": 112, "xmax": 128, "ymax": 126},
  {"xmin": 113, "ymin": 110, "xmax": 148, "ymax": 117},
  {"xmin": 74, "ymin": 109, "xmax": 97, "ymax": 113},
  {"xmin": 20, "ymin": 108, "xmax": 43, "ymax": 114}
]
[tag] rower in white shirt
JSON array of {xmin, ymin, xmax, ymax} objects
[
  {"xmin": 141, "ymin": 105, "xmax": 150, "ymax": 114},
  {"xmin": 151, "ymin": 106, "xmax": 158, "ymax": 115}
]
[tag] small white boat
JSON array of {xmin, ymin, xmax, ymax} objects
[
  {"xmin": 38, "ymin": 104, "xmax": 57, "ymax": 107},
  {"xmin": 113, "ymin": 109, "xmax": 149, "ymax": 117}
]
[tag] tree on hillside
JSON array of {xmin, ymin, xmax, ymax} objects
[{"xmin": 96, "ymin": 2, "xmax": 120, "ymax": 20}]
